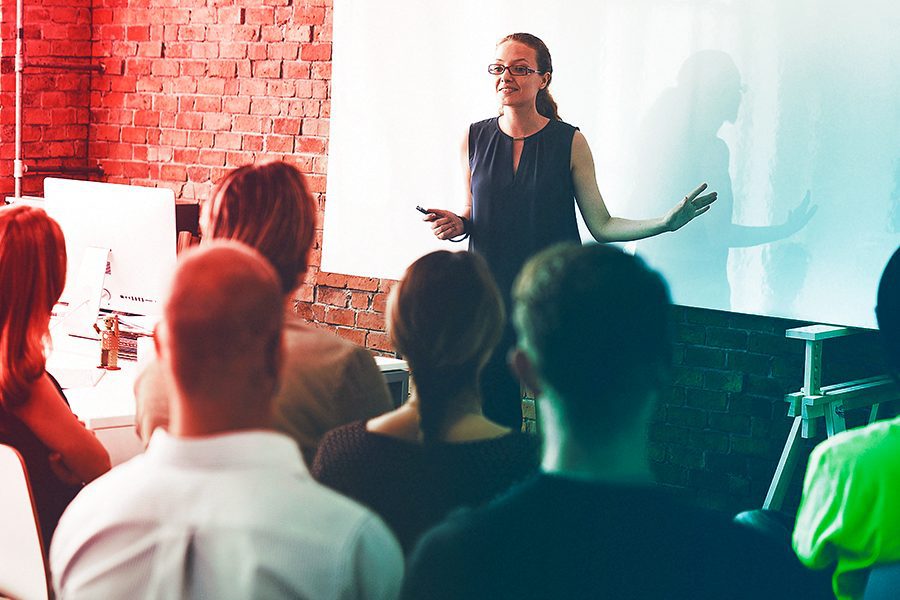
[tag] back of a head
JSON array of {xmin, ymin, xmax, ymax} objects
[
  {"xmin": 877, "ymin": 246, "xmax": 900, "ymax": 375},
  {"xmin": 163, "ymin": 241, "xmax": 284, "ymax": 408},
  {"xmin": 202, "ymin": 161, "xmax": 316, "ymax": 295},
  {"xmin": 0, "ymin": 205, "xmax": 67, "ymax": 409},
  {"xmin": 512, "ymin": 243, "xmax": 672, "ymax": 436},
  {"xmin": 389, "ymin": 251, "xmax": 504, "ymax": 441},
  {"xmin": 678, "ymin": 50, "xmax": 740, "ymax": 90}
]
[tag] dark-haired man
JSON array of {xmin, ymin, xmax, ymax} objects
[{"xmin": 403, "ymin": 242, "xmax": 812, "ymax": 599}]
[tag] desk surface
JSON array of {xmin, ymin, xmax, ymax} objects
[
  {"xmin": 373, "ymin": 355, "xmax": 407, "ymax": 372},
  {"xmin": 48, "ymin": 331, "xmax": 408, "ymax": 430},
  {"xmin": 47, "ymin": 332, "xmax": 138, "ymax": 429}
]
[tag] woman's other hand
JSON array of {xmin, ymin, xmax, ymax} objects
[{"xmin": 665, "ymin": 183, "xmax": 718, "ymax": 232}]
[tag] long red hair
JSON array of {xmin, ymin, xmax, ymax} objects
[{"xmin": 0, "ymin": 205, "xmax": 67, "ymax": 410}]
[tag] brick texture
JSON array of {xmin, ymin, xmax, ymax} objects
[
  {"xmin": 0, "ymin": 0, "xmax": 94, "ymax": 196},
  {"xmin": 651, "ymin": 306, "xmax": 889, "ymax": 514},
  {"xmin": 2, "ymin": 0, "xmax": 891, "ymax": 516}
]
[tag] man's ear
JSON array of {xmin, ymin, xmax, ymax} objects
[
  {"xmin": 509, "ymin": 347, "xmax": 541, "ymax": 396},
  {"xmin": 153, "ymin": 323, "xmax": 164, "ymax": 360}
]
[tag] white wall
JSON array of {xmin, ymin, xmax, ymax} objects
[{"xmin": 323, "ymin": 0, "xmax": 900, "ymax": 328}]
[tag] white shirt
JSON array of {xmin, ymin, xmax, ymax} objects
[{"xmin": 50, "ymin": 429, "xmax": 403, "ymax": 600}]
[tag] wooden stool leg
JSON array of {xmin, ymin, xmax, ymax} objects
[{"xmin": 764, "ymin": 416, "xmax": 803, "ymax": 510}]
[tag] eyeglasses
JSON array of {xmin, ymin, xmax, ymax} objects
[{"xmin": 487, "ymin": 64, "xmax": 542, "ymax": 77}]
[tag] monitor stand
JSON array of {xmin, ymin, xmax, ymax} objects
[{"xmin": 58, "ymin": 246, "xmax": 109, "ymax": 341}]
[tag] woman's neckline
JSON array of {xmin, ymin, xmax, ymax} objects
[
  {"xmin": 364, "ymin": 409, "xmax": 514, "ymax": 446},
  {"xmin": 495, "ymin": 116, "xmax": 552, "ymax": 141}
]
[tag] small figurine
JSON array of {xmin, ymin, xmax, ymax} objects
[{"xmin": 94, "ymin": 315, "xmax": 122, "ymax": 370}]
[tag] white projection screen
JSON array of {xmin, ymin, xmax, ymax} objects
[{"xmin": 323, "ymin": 0, "xmax": 900, "ymax": 329}]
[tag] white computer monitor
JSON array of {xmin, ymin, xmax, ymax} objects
[{"xmin": 44, "ymin": 178, "xmax": 177, "ymax": 317}]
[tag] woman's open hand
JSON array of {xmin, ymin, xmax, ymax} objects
[{"xmin": 664, "ymin": 183, "xmax": 718, "ymax": 232}]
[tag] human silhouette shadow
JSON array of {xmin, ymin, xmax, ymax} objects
[{"xmin": 633, "ymin": 50, "xmax": 815, "ymax": 311}]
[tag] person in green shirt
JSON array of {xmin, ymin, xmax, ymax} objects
[{"xmin": 792, "ymin": 245, "xmax": 900, "ymax": 600}]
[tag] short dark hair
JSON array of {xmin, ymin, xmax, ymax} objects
[
  {"xmin": 512, "ymin": 243, "xmax": 672, "ymax": 433},
  {"xmin": 876, "ymin": 246, "xmax": 900, "ymax": 376}
]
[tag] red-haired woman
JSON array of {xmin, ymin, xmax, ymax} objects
[
  {"xmin": 0, "ymin": 204, "xmax": 110, "ymax": 543},
  {"xmin": 424, "ymin": 32, "xmax": 718, "ymax": 429}
]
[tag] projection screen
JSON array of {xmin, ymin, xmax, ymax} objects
[{"xmin": 322, "ymin": 0, "xmax": 900, "ymax": 329}]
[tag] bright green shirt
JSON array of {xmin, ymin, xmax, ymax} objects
[{"xmin": 793, "ymin": 416, "xmax": 900, "ymax": 600}]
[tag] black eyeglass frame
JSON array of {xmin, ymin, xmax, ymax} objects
[{"xmin": 487, "ymin": 64, "xmax": 545, "ymax": 77}]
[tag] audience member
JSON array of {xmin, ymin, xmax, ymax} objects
[
  {"xmin": 402, "ymin": 243, "xmax": 814, "ymax": 599},
  {"xmin": 134, "ymin": 161, "xmax": 392, "ymax": 464},
  {"xmin": 51, "ymin": 242, "xmax": 403, "ymax": 599},
  {"xmin": 0, "ymin": 204, "xmax": 110, "ymax": 544},
  {"xmin": 312, "ymin": 250, "xmax": 539, "ymax": 553},
  {"xmin": 792, "ymin": 245, "xmax": 900, "ymax": 600}
]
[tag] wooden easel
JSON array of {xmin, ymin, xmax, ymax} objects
[{"xmin": 763, "ymin": 324, "xmax": 900, "ymax": 510}]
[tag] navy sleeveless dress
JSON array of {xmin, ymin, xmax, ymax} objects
[
  {"xmin": 468, "ymin": 117, "xmax": 582, "ymax": 427},
  {"xmin": 469, "ymin": 117, "xmax": 581, "ymax": 304}
]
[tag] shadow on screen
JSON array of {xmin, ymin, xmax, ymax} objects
[{"xmin": 631, "ymin": 50, "xmax": 815, "ymax": 311}]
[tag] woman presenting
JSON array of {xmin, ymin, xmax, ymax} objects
[{"xmin": 425, "ymin": 33, "xmax": 716, "ymax": 429}]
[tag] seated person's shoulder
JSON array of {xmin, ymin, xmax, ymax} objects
[
  {"xmin": 278, "ymin": 315, "xmax": 391, "ymax": 403},
  {"xmin": 814, "ymin": 416, "xmax": 900, "ymax": 467},
  {"xmin": 403, "ymin": 493, "xmax": 520, "ymax": 599},
  {"xmin": 793, "ymin": 418, "xmax": 900, "ymax": 560},
  {"xmin": 411, "ymin": 476, "xmax": 540, "ymax": 555},
  {"xmin": 313, "ymin": 420, "xmax": 372, "ymax": 464},
  {"xmin": 283, "ymin": 314, "xmax": 364, "ymax": 358}
]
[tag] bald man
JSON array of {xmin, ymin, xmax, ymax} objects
[{"xmin": 50, "ymin": 242, "xmax": 403, "ymax": 600}]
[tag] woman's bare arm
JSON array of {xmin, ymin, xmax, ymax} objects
[{"xmin": 14, "ymin": 372, "xmax": 111, "ymax": 483}]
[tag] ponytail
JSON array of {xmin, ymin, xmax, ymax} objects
[
  {"xmin": 411, "ymin": 363, "xmax": 473, "ymax": 444},
  {"xmin": 387, "ymin": 251, "xmax": 505, "ymax": 444},
  {"xmin": 536, "ymin": 87, "xmax": 560, "ymax": 121}
]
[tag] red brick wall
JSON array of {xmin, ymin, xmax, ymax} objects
[
  {"xmin": 84, "ymin": 0, "xmax": 398, "ymax": 350},
  {"xmin": 1, "ymin": 0, "xmax": 395, "ymax": 351},
  {"xmin": 0, "ymin": 0, "xmax": 93, "ymax": 197},
  {"xmin": 651, "ymin": 307, "xmax": 885, "ymax": 512}
]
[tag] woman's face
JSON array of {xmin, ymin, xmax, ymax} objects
[{"xmin": 493, "ymin": 41, "xmax": 550, "ymax": 112}]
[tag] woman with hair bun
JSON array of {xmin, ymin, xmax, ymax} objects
[
  {"xmin": 134, "ymin": 161, "xmax": 394, "ymax": 464},
  {"xmin": 423, "ymin": 32, "xmax": 718, "ymax": 428},
  {"xmin": 312, "ymin": 250, "xmax": 539, "ymax": 553},
  {"xmin": 0, "ymin": 205, "xmax": 110, "ymax": 543}
]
